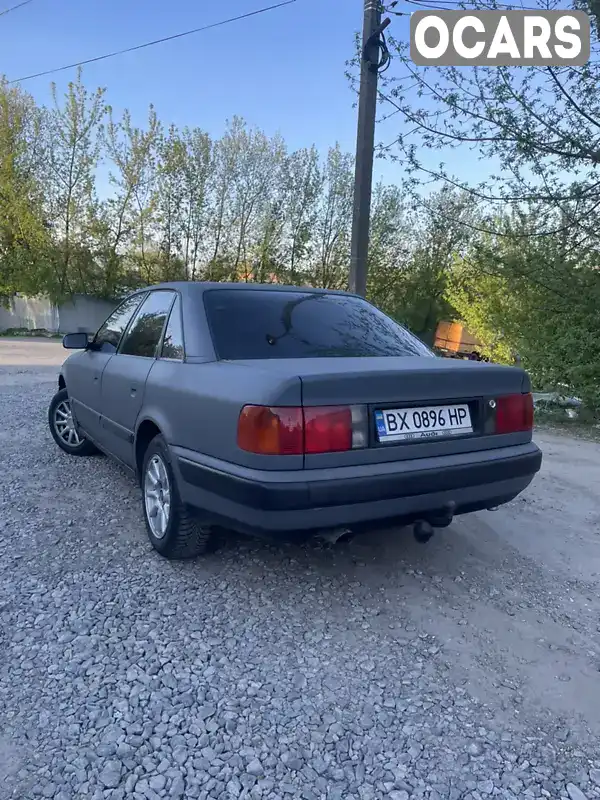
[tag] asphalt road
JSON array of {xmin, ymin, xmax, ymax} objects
[{"xmin": 1, "ymin": 338, "xmax": 599, "ymax": 800}]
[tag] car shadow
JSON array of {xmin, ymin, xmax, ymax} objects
[{"xmin": 190, "ymin": 519, "xmax": 484, "ymax": 597}]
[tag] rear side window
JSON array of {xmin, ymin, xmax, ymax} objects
[
  {"xmin": 161, "ymin": 295, "xmax": 185, "ymax": 360},
  {"xmin": 204, "ymin": 290, "xmax": 433, "ymax": 360},
  {"xmin": 120, "ymin": 291, "xmax": 175, "ymax": 358},
  {"xmin": 93, "ymin": 294, "xmax": 146, "ymax": 354}
]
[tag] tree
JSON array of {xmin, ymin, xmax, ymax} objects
[
  {"xmin": 281, "ymin": 146, "xmax": 322, "ymax": 283},
  {"xmin": 447, "ymin": 216, "xmax": 600, "ymax": 412},
  {"xmin": 228, "ymin": 118, "xmax": 285, "ymax": 281},
  {"xmin": 155, "ymin": 125, "xmax": 187, "ymax": 278},
  {"xmin": 397, "ymin": 188, "xmax": 477, "ymax": 342},
  {"xmin": 378, "ymin": 12, "xmax": 600, "ymax": 406},
  {"xmin": 102, "ymin": 104, "xmax": 161, "ymax": 289},
  {"xmin": 252, "ymin": 196, "xmax": 286, "ymax": 283},
  {"xmin": 445, "ymin": 254, "xmax": 518, "ymax": 365},
  {"xmin": 204, "ymin": 124, "xmax": 236, "ymax": 279},
  {"xmin": 179, "ymin": 127, "xmax": 212, "ymax": 280},
  {"xmin": 366, "ymin": 182, "xmax": 409, "ymax": 317},
  {"xmin": 0, "ymin": 80, "xmax": 50, "ymax": 302},
  {"xmin": 43, "ymin": 70, "xmax": 106, "ymax": 298},
  {"xmin": 380, "ymin": 6, "xmax": 600, "ymax": 244},
  {"xmin": 312, "ymin": 144, "xmax": 353, "ymax": 289}
]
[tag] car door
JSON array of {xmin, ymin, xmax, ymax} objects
[
  {"xmin": 99, "ymin": 290, "xmax": 176, "ymax": 466},
  {"xmin": 67, "ymin": 294, "xmax": 146, "ymax": 442}
]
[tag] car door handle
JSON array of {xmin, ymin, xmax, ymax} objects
[{"xmin": 130, "ymin": 387, "xmax": 137, "ymax": 397}]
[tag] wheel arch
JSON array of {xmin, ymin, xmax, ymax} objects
[
  {"xmin": 134, "ymin": 418, "xmax": 163, "ymax": 478},
  {"xmin": 58, "ymin": 374, "xmax": 66, "ymax": 391}
]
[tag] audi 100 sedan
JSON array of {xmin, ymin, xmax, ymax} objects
[{"xmin": 49, "ymin": 282, "xmax": 542, "ymax": 559}]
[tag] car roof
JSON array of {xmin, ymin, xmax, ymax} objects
[{"xmin": 129, "ymin": 281, "xmax": 357, "ymax": 299}]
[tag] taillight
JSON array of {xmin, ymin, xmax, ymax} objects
[
  {"xmin": 304, "ymin": 406, "xmax": 352, "ymax": 453},
  {"xmin": 495, "ymin": 393, "xmax": 534, "ymax": 434},
  {"xmin": 237, "ymin": 406, "xmax": 303, "ymax": 455},
  {"xmin": 237, "ymin": 405, "xmax": 367, "ymax": 455}
]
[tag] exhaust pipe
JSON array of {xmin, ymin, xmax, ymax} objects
[{"xmin": 317, "ymin": 527, "xmax": 354, "ymax": 546}]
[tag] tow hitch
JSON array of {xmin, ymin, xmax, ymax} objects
[
  {"xmin": 413, "ymin": 519, "xmax": 435, "ymax": 543},
  {"xmin": 412, "ymin": 502, "xmax": 456, "ymax": 544}
]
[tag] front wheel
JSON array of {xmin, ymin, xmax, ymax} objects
[
  {"xmin": 48, "ymin": 388, "xmax": 98, "ymax": 457},
  {"xmin": 141, "ymin": 434, "xmax": 217, "ymax": 559}
]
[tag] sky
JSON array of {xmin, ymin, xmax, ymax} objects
[
  {"xmin": 0, "ymin": 0, "xmax": 505, "ymax": 197},
  {"xmin": 1, "ymin": 0, "xmax": 403, "ymax": 178}
]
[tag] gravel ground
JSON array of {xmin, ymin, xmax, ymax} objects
[{"xmin": 1, "ymin": 339, "xmax": 600, "ymax": 800}]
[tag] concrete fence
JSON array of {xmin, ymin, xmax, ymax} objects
[{"xmin": 0, "ymin": 294, "xmax": 117, "ymax": 334}]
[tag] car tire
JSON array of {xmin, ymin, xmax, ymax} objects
[
  {"xmin": 48, "ymin": 388, "xmax": 99, "ymax": 457},
  {"xmin": 141, "ymin": 434, "xmax": 217, "ymax": 560}
]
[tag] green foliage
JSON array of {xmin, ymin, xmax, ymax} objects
[
  {"xmin": 367, "ymin": 188, "xmax": 477, "ymax": 344},
  {"xmin": 3, "ymin": 64, "xmax": 599, "ymax": 416},
  {"xmin": 446, "ymin": 220, "xmax": 600, "ymax": 413},
  {"xmin": 375, "ymin": 0, "xmax": 600, "ymax": 415},
  {"xmin": 0, "ymin": 80, "xmax": 52, "ymax": 301},
  {"xmin": 43, "ymin": 70, "xmax": 107, "ymax": 300},
  {"xmin": 446, "ymin": 257, "xmax": 515, "ymax": 365},
  {"xmin": 0, "ymin": 72, "xmax": 466, "ymax": 318}
]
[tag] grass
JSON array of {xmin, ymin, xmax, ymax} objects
[{"xmin": 0, "ymin": 327, "xmax": 61, "ymax": 339}]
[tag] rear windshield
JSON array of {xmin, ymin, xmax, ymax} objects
[{"xmin": 204, "ymin": 290, "xmax": 433, "ymax": 360}]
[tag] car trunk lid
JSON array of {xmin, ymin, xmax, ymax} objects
[
  {"xmin": 293, "ymin": 357, "xmax": 526, "ymax": 403},
  {"xmin": 227, "ymin": 356, "xmax": 527, "ymax": 403},
  {"xmin": 227, "ymin": 357, "xmax": 531, "ymax": 467}
]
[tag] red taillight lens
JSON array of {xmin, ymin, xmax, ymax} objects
[
  {"xmin": 495, "ymin": 393, "xmax": 534, "ymax": 434},
  {"xmin": 237, "ymin": 406, "xmax": 303, "ymax": 455},
  {"xmin": 304, "ymin": 406, "xmax": 352, "ymax": 454},
  {"xmin": 237, "ymin": 405, "xmax": 365, "ymax": 455}
]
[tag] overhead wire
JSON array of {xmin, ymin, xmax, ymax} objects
[
  {"xmin": 10, "ymin": 0, "xmax": 297, "ymax": 83},
  {"xmin": 0, "ymin": 0, "xmax": 36, "ymax": 18},
  {"xmin": 387, "ymin": 0, "xmax": 546, "ymax": 11}
]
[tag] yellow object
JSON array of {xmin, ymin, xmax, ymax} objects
[{"xmin": 434, "ymin": 321, "xmax": 482, "ymax": 354}]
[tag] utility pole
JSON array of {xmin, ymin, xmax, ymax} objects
[{"xmin": 349, "ymin": 1, "xmax": 390, "ymax": 297}]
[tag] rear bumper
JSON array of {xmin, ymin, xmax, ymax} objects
[{"xmin": 173, "ymin": 442, "xmax": 542, "ymax": 536}]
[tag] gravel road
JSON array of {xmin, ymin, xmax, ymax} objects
[{"xmin": 1, "ymin": 338, "xmax": 599, "ymax": 800}]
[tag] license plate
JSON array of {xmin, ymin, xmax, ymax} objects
[{"xmin": 375, "ymin": 404, "xmax": 473, "ymax": 443}]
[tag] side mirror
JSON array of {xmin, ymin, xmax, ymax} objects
[{"xmin": 63, "ymin": 332, "xmax": 90, "ymax": 350}]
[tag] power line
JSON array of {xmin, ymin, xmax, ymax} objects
[
  {"xmin": 0, "ymin": 0, "xmax": 36, "ymax": 18},
  {"xmin": 10, "ymin": 0, "xmax": 297, "ymax": 83},
  {"xmin": 389, "ymin": 0, "xmax": 545, "ymax": 10}
]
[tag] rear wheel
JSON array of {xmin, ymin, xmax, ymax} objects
[
  {"xmin": 141, "ymin": 434, "xmax": 216, "ymax": 559},
  {"xmin": 48, "ymin": 388, "xmax": 98, "ymax": 457}
]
